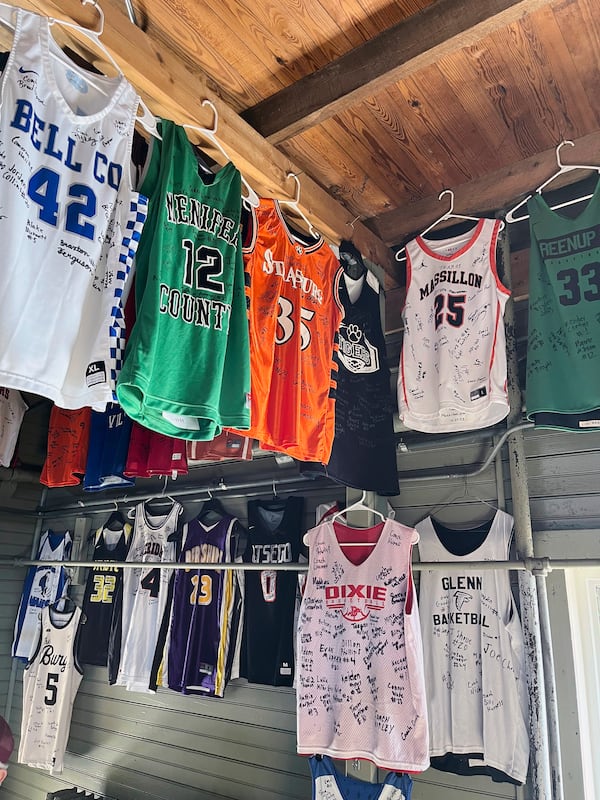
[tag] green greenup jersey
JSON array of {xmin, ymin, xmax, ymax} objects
[
  {"xmin": 117, "ymin": 119, "xmax": 250, "ymax": 439},
  {"xmin": 526, "ymin": 180, "xmax": 600, "ymax": 430}
]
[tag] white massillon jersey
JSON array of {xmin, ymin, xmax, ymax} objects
[
  {"xmin": 398, "ymin": 219, "xmax": 509, "ymax": 432},
  {"xmin": 416, "ymin": 510, "xmax": 529, "ymax": 784},
  {"xmin": 0, "ymin": 9, "xmax": 147, "ymax": 410},
  {"xmin": 297, "ymin": 517, "xmax": 429, "ymax": 772},
  {"xmin": 115, "ymin": 501, "xmax": 181, "ymax": 693},
  {"xmin": 19, "ymin": 605, "xmax": 83, "ymax": 775}
]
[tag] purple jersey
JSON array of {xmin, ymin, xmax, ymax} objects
[{"xmin": 163, "ymin": 513, "xmax": 241, "ymax": 697}]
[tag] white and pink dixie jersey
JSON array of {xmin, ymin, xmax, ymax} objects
[
  {"xmin": 297, "ymin": 518, "xmax": 429, "ymax": 772},
  {"xmin": 398, "ymin": 219, "xmax": 509, "ymax": 433}
]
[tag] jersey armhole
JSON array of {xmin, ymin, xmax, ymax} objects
[
  {"xmin": 241, "ymin": 205, "xmax": 257, "ymax": 254},
  {"xmin": 490, "ymin": 221, "xmax": 511, "ymax": 296}
]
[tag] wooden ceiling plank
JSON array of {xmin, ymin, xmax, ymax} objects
[
  {"xmin": 241, "ymin": 0, "xmax": 557, "ymax": 144},
  {"xmin": 370, "ymin": 129, "xmax": 600, "ymax": 244},
  {"xmin": 9, "ymin": 0, "xmax": 393, "ymax": 272}
]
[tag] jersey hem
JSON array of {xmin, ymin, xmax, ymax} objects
[
  {"xmin": 296, "ymin": 746, "xmax": 429, "ymax": 773},
  {"xmin": 0, "ymin": 372, "xmax": 112, "ymax": 412},
  {"xmin": 429, "ymin": 747, "xmax": 526, "ymax": 784},
  {"xmin": 400, "ymin": 399, "xmax": 509, "ymax": 433}
]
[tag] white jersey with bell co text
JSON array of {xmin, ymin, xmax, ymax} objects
[
  {"xmin": 416, "ymin": 510, "xmax": 529, "ymax": 785},
  {"xmin": 398, "ymin": 219, "xmax": 509, "ymax": 433},
  {"xmin": 0, "ymin": 9, "xmax": 147, "ymax": 410},
  {"xmin": 297, "ymin": 517, "xmax": 429, "ymax": 772},
  {"xmin": 115, "ymin": 501, "xmax": 181, "ymax": 693},
  {"xmin": 19, "ymin": 605, "xmax": 83, "ymax": 775}
]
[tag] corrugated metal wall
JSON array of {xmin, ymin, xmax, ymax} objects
[{"xmin": 2, "ymin": 427, "xmax": 599, "ymax": 800}]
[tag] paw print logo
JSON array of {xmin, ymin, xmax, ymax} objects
[
  {"xmin": 295, "ymin": 245, "xmax": 304, "ymax": 255},
  {"xmin": 347, "ymin": 324, "xmax": 362, "ymax": 343}
]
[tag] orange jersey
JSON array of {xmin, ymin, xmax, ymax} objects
[
  {"xmin": 40, "ymin": 406, "xmax": 91, "ymax": 487},
  {"xmin": 235, "ymin": 200, "xmax": 344, "ymax": 463}
]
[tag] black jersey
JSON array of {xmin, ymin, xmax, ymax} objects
[
  {"xmin": 241, "ymin": 496, "xmax": 304, "ymax": 686},
  {"xmin": 78, "ymin": 517, "xmax": 129, "ymax": 667},
  {"xmin": 302, "ymin": 267, "xmax": 399, "ymax": 495}
]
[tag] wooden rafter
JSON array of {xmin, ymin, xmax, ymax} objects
[
  {"xmin": 242, "ymin": 0, "xmax": 556, "ymax": 145},
  {"xmin": 4, "ymin": 0, "xmax": 394, "ymax": 273},
  {"xmin": 369, "ymin": 130, "xmax": 600, "ymax": 245}
]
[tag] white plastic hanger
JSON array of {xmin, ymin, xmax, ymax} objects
[
  {"xmin": 0, "ymin": 0, "xmax": 160, "ymax": 140},
  {"xmin": 426, "ymin": 476, "xmax": 498, "ymax": 520},
  {"xmin": 279, "ymin": 172, "xmax": 319, "ymax": 239},
  {"xmin": 184, "ymin": 99, "xmax": 259, "ymax": 208},
  {"xmin": 505, "ymin": 140, "xmax": 600, "ymax": 224},
  {"xmin": 395, "ymin": 189, "xmax": 502, "ymax": 263},
  {"xmin": 330, "ymin": 491, "xmax": 386, "ymax": 546}
]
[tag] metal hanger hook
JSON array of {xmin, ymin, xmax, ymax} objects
[
  {"xmin": 161, "ymin": 474, "xmax": 169, "ymax": 497},
  {"xmin": 346, "ymin": 214, "xmax": 361, "ymax": 231},
  {"xmin": 555, "ymin": 140, "xmax": 575, "ymax": 169},
  {"xmin": 206, "ymin": 487, "xmax": 213, "ymax": 500},
  {"xmin": 272, "ymin": 479, "xmax": 278, "ymax": 497}
]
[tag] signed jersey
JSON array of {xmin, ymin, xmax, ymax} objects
[
  {"xmin": 0, "ymin": 9, "xmax": 146, "ymax": 409},
  {"xmin": 399, "ymin": 219, "xmax": 509, "ymax": 433}
]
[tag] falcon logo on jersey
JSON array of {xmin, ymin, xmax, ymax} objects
[
  {"xmin": 325, "ymin": 583, "xmax": 386, "ymax": 621},
  {"xmin": 337, "ymin": 323, "xmax": 379, "ymax": 374}
]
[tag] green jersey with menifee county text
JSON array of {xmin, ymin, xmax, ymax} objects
[{"xmin": 117, "ymin": 118, "xmax": 250, "ymax": 439}]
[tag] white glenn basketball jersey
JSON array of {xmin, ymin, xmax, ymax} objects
[
  {"xmin": 0, "ymin": 9, "xmax": 147, "ymax": 410},
  {"xmin": 297, "ymin": 518, "xmax": 429, "ymax": 772},
  {"xmin": 19, "ymin": 605, "xmax": 83, "ymax": 775},
  {"xmin": 416, "ymin": 511, "xmax": 529, "ymax": 784},
  {"xmin": 115, "ymin": 501, "xmax": 181, "ymax": 693},
  {"xmin": 398, "ymin": 219, "xmax": 509, "ymax": 433}
]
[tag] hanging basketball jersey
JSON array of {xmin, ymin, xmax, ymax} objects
[
  {"xmin": 526, "ymin": 182, "xmax": 600, "ymax": 429},
  {"xmin": 124, "ymin": 422, "xmax": 188, "ymax": 478},
  {"xmin": 241, "ymin": 495, "xmax": 304, "ymax": 686},
  {"xmin": 13, "ymin": 530, "xmax": 72, "ymax": 661},
  {"xmin": 416, "ymin": 511, "xmax": 529, "ymax": 785},
  {"xmin": 117, "ymin": 118, "xmax": 250, "ymax": 439},
  {"xmin": 19, "ymin": 605, "xmax": 83, "ymax": 774},
  {"xmin": 301, "ymin": 268, "xmax": 399, "ymax": 495},
  {"xmin": 40, "ymin": 406, "xmax": 91, "ymax": 488},
  {"xmin": 83, "ymin": 403, "xmax": 134, "ymax": 491},
  {"xmin": 163, "ymin": 512, "xmax": 242, "ymax": 697},
  {"xmin": 0, "ymin": 10, "xmax": 147, "ymax": 410},
  {"xmin": 297, "ymin": 517, "xmax": 429, "ymax": 772},
  {"xmin": 78, "ymin": 516, "xmax": 130, "ymax": 667},
  {"xmin": 399, "ymin": 219, "xmax": 509, "ymax": 432},
  {"xmin": 233, "ymin": 199, "xmax": 344, "ymax": 463},
  {"xmin": 309, "ymin": 755, "xmax": 413, "ymax": 800},
  {"xmin": 114, "ymin": 500, "xmax": 181, "ymax": 693},
  {"xmin": 0, "ymin": 387, "xmax": 27, "ymax": 467}
]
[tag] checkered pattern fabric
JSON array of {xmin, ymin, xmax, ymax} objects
[{"xmin": 109, "ymin": 196, "xmax": 148, "ymax": 395}]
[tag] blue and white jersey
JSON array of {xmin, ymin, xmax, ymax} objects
[
  {"xmin": 310, "ymin": 755, "xmax": 413, "ymax": 800},
  {"xmin": 12, "ymin": 530, "xmax": 72, "ymax": 661},
  {"xmin": 0, "ymin": 9, "xmax": 147, "ymax": 410},
  {"xmin": 83, "ymin": 402, "xmax": 134, "ymax": 491}
]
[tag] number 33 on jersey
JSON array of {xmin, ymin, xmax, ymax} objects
[{"xmin": 235, "ymin": 198, "xmax": 344, "ymax": 464}]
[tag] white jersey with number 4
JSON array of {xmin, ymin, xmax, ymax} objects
[
  {"xmin": 0, "ymin": 9, "xmax": 147, "ymax": 410},
  {"xmin": 115, "ymin": 501, "xmax": 181, "ymax": 693},
  {"xmin": 398, "ymin": 218, "xmax": 509, "ymax": 433}
]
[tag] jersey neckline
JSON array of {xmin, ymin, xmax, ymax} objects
[
  {"xmin": 273, "ymin": 200, "xmax": 325, "ymax": 253},
  {"xmin": 38, "ymin": 15, "xmax": 130, "ymax": 124},
  {"xmin": 426, "ymin": 509, "xmax": 504, "ymax": 558},
  {"xmin": 530, "ymin": 173, "xmax": 600, "ymax": 224},
  {"xmin": 415, "ymin": 218, "xmax": 486, "ymax": 262}
]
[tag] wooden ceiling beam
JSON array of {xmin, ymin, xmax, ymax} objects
[
  {"xmin": 369, "ymin": 130, "xmax": 600, "ymax": 245},
  {"xmin": 242, "ymin": 0, "xmax": 556, "ymax": 145},
  {"xmin": 5, "ymin": 0, "xmax": 394, "ymax": 273}
]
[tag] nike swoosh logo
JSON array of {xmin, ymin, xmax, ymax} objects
[{"xmin": 18, "ymin": 66, "xmax": 38, "ymax": 75}]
